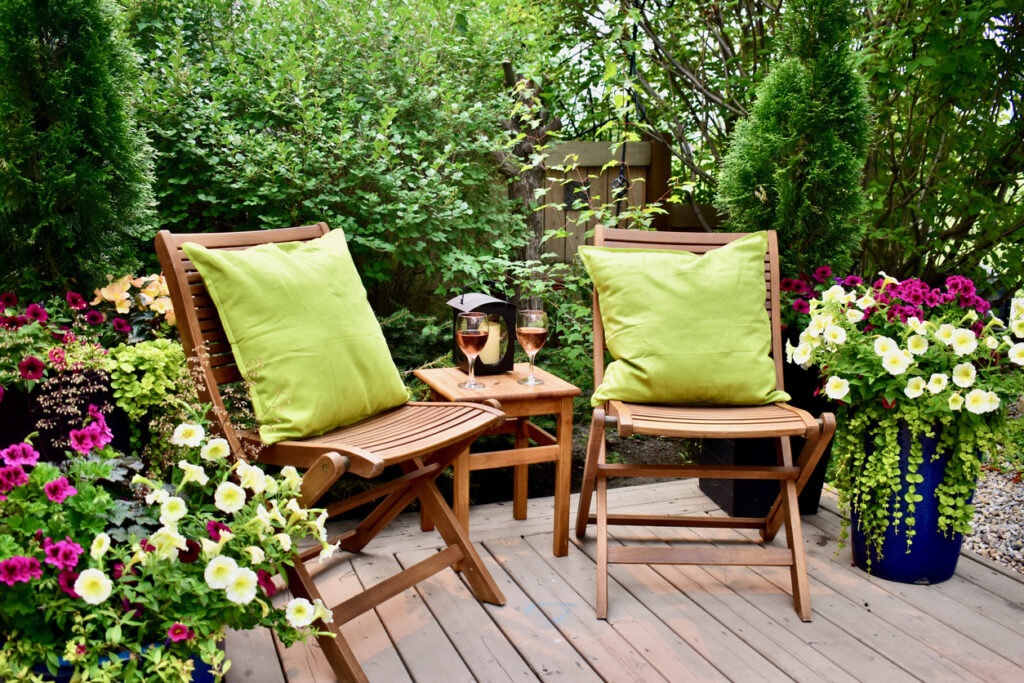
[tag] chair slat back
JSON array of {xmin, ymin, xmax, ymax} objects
[
  {"xmin": 154, "ymin": 223, "xmax": 332, "ymax": 447},
  {"xmin": 591, "ymin": 225, "xmax": 784, "ymax": 395}
]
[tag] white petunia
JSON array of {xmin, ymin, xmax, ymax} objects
[
  {"xmin": 74, "ymin": 569, "xmax": 113, "ymax": 605},
  {"xmin": 821, "ymin": 285, "xmax": 847, "ymax": 304},
  {"xmin": 881, "ymin": 350, "xmax": 911, "ymax": 376},
  {"xmin": 201, "ymin": 438, "xmax": 230, "ymax": 461},
  {"xmin": 160, "ymin": 496, "xmax": 188, "ymax": 526},
  {"xmin": 856, "ymin": 293, "xmax": 876, "ymax": 310},
  {"xmin": 985, "ymin": 336, "xmax": 999, "ymax": 350},
  {"xmin": 214, "ymin": 481, "xmax": 246, "ymax": 514},
  {"xmin": 785, "ymin": 339, "xmax": 797, "ymax": 364},
  {"xmin": 874, "ymin": 336, "xmax": 898, "ymax": 356},
  {"xmin": 904, "ymin": 377, "xmax": 926, "ymax": 399},
  {"xmin": 824, "ymin": 376, "xmax": 850, "ymax": 401},
  {"xmin": 986, "ymin": 391, "xmax": 1001, "ymax": 413},
  {"xmin": 965, "ymin": 389, "xmax": 991, "ymax": 415},
  {"xmin": 936, "ymin": 324, "xmax": 956, "ymax": 345},
  {"xmin": 906, "ymin": 335, "xmax": 929, "ymax": 356},
  {"xmin": 950, "ymin": 328, "xmax": 978, "ymax": 356},
  {"xmin": 926, "ymin": 374, "xmax": 949, "ymax": 395},
  {"xmin": 273, "ymin": 533, "xmax": 292, "ymax": 552},
  {"xmin": 236, "ymin": 462, "xmax": 267, "ymax": 494},
  {"xmin": 1011, "ymin": 298, "xmax": 1024, "ymax": 319},
  {"xmin": 170, "ymin": 423, "xmax": 205, "ymax": 448},
  {"xmin": 201, "ymin": 538, "xmax": 221, "ymax": 559},
  {"xmin": 244, "ymin": 546, "xmax": 265, "ymax": 564},
  {"xmin": 285, "ymin": 598, "xmax": 316, "ymax": 628},
  {"xmin": 318, "ymin": 541, "xmax": 341, "ymax": 564},
  {"xmin": 952, "ymin": 362, "xmax": 976, "ymax": 388},
  {"xmin": 204, "ymin": 555, "xmax": 239, "ymax": 590},
  {"xmin": 149, "ymin": 526, "xmax": 188, "ymax": 561},
  {"xmin": 948, "ymin": 393, "xmax": 964, "ymax": 411},
  {"xmin": 792, "ymin": 342, "xmax": 813, "ymax": 366},
  {"xmin": 280, "ymin": 466, "xmax": 302, "ymax": 490},
  {"xmin": 90, "ymin": 533, "xmax": 111, "ymax": 561},
  {"xmin": 824, "ymin": 325, "xmax": 847, "ymax": 345},
  {"xmin": 312, "ymin": 598, "xmax": 334, "ymax": 624},
  {"xmin": 907, "ymin": 317, "xmax": 928, "ymax": 335},
  {"xmin": 178, "ymin": 461, "xmax": 209, "ymax": 487},
  {"xmin": 806, "ymin": 316, "xmax": 826, "ymax": 338},
  {"xmin": 846, "ymin": 308, "xmax": 866, "ymax": 324},
  {"xmin": 1015, "ymin": 319, "xmax": 1024, "ymax": 338},
  {"xmin": 145, "ymin": 488, "xmax": 169, "ymax": 506},
  {"xmin": 225, "ymin": 568, "xmax": 258, "ymax": 605},
  {"xmin": 1009, "ymin": 342, "xmax": 1024, "ymax": 365}
]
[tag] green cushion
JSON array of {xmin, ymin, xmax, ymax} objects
[
  {"xmin": 580, "ymin": 232, "xmax": 789, "ymax": 407},
  {"xmin": 183, "ymin": 229, "xmax": 409, "ymax": 444}
]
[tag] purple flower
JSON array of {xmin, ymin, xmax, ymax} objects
[
  {"xmin": 43, "ymin": 537, "xmax": 84, "ymax": 570},
  {"xmin": 111, "ymin": 318, "xmax": 130, "ymax": 334},
  {"xmin": 66, "ymin": 291, "xmax": 87, "ymax": 310},
  {"xmin": 792, "ymin": 299, "xmax": 810, "ymax": 314},
  {"xmin": 44, "ymin": 477, "xmax": 78, "ymax": 503},
  {"xmin": 2, "ymin": 442, "xmax": 40, "ymax": 467},
  {"xmin": 58, "ymin": 570, "xmax": 81, "ymax": 598},
  {"xmin": 25, "ymin": 303, "xmax": 48, "ymax": 323},
  {"xmin": 0, "ymin": 556, "xmax": 42, "ymax": 586},
  {"xmin": 122, "ymin": 597, "xmax": 145, "ymax": 618},
  {"xmin": 812, "ymin": 266, "xmax": 832, "ymax": 283},
  {"xmin": 84, "ymin": 310, "xmax": 104, "ymax": 325},
  {"xmin": 18, "ymin": 356, "xmax": 45, "ymax": 381},
  {"xmin": 0, "ymin": 465, "xmax": 29, "ymax": 493},
  {"xmin": 843, "ymin": 275, "xmax": 863, "ymax": 286},
  {"xmin": 206, "ymin": 521, "xmax": 231, "ymax": 542}
]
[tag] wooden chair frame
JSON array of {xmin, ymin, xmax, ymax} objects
[
  {"xmin": 574, "ymin": 226, "xmax": 836, "ymax": 622},
  {"xmin": 156, "ymin": 223, "xmax": 507, "ymax": 683}
]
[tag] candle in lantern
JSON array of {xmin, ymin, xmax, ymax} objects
[{"xmin": 479, "ymin": 320, "xmax": 502, "ymax": 365}]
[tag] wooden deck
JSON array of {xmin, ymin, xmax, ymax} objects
[{"xmin": 225, "ymin": 480, "xmax": 1024, "ymax": 682}]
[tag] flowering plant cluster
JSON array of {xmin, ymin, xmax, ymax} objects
[
  {"xmin": 780, "ymin": 265, "xmax": 864, "ymax": 330},
  {"xmin": 0, "ymin": 411, "xmax": 334, "ymax": 681},
  {"xmin": 787, "ymin": 273, "xmax": 1024, "ymax": 563}
]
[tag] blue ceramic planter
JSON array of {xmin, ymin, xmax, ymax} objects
[
  {"xmin": 37, "ymin": 648, "xmax": 216, "ymax": 682},
  {"xmin": 850, "ymin": 421, "xmax": 968, "ymax": 584}
]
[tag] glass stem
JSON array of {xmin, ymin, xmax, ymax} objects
[
  {"xmin": 527, "ymin": 352, "xmax": 537, "ymax": 381},
  {"xmin": 468, "ymin": 355, "xmax": 477, "ymax": 385}
]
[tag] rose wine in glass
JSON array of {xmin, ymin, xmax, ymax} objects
[
  {"xmin": 456, "ymin": 312, "xmax": 489, "ymax": 390},
  {"xmin": 516, "ymin": 309, "xmax": 548, "ymax": 386}
]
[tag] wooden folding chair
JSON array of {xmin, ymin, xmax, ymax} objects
[
  {"xmin": 155, "ymin": 224, "xmax": 506, "ymax": 683},
  {"xmin": 574, "ymin": 226, "xmax": 835, "ymax": 622}
]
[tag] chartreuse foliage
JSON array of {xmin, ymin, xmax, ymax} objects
[
  {"xmin": 0, "ymin": 0, "xmax": 155, "ymax": 298},
  {"xmin": 122, "ymin": 0, "xmax": 529, "ymax": 307},
  {"xmin": 714, "ymin": 0, "xmax": 871, "ymax": 276}
]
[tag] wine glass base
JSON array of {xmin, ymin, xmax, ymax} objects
[
  {"xmin": 458, "ymin": 380, "xmax": 487, "ymax": 390},
  {"xmin": 517, "ymin": 376, "xmax": 544, "ymax": 386}
]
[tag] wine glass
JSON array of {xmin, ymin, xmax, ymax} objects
[
  {"xmin": 456, "ymin": 312, "xmax": 489, "ymax": 390},
  {"xmin": 516, "ymin": 309, "xmax": 548, "ymax": 386}
]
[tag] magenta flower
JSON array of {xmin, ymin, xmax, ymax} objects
[
  {"xmin": 18, "ymin": 356, "xmax": 45, "ymax": 381},
  {"xmin": 2, "ymin": 442, "xmax": 40, "ymax": 467},
  {"xmin": 0, "ymin": 556, "xmax": 42, "ymax": 586},
  {"xmin": 179, "ymin": 539, "xmax": 201, "ymax": 564},
  {"xmin": 0, "ymin": 291, "xmax": 17, "ymax": 311},
  {"xmin": 43, "ymin": 537, "xmax": 84, "ymax": 570},
  {"xmin": 0, "ymin": 465, "xmax": 29, "ymax": 493},
  {"xmin": 843, "ymin": 275, "xmax": 863, "ymax": 286},
  {"xmin": 0, "ymin": 385, "xmax": 5, "ymax": 403},
  {"xmin": 112, "ymin": 317, "xmax": 130, "ymax": 334},
  {"xmin": 66, "ymin": 291, "xmax": 87, "ymax": 310},
  {"xmin": 792, "ymin": 299, "xmax": 810, "ymax": 314},
  {"xmin": 167, "ymin": 623, "xmax": 195, "ymax": 642},
  {"xmin": 69, "ymin": 428, "xmax": 96, "ymax": 454},
  {"xmin": 25, "ymin": 303, "xmax": 48, "ymax": 323},
  {"xmin": 44, "ymin": 477, "xmax": 78, "ymax": 503},
  {"xmin": 812, "ymin": 266, "xmax": 832, "ymax": 283},
  {"xmin": 256, "ymin": 568, "xmax": 278, "ymax": 597},
  {"xmin": 84, "ymin": 310, "xmax": 105, "ymax": 325},
  {"xmin": 206, "ymin": 520, "xmax": 231, "ymax": 542},
  {"xmin": 58, "ymin": 570, "xmax": 81, "ymax": 598},
  {"xmin": 780, "ymin": 278, "xmax": 797, "ymax": 292},
  {"xmin": 48, "ymin": 347, "xmax": 67, "ymax": 370}
]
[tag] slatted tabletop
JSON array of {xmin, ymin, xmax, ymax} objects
[{"xmin": 226, "ymin": 480, "xmax": 1024, "ymax": 683}]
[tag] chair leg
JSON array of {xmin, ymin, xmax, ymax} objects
[
  {"xmin": 595, "ymin": 473, "xmax": 609, "ymax": 620},
  {"xmin": 575, "ymin": 408, "xmax": 606, "ymax": 539},
  {"xmin": 764, "ymin": 413, "xmax": 836, "ymax": 541},
  {"xmin": 285, "ymin": 561, "xmax": 369, "ymax": 683},
  {"xmin": 781, "ymin": 475, "xmax": 812, "ymax": 621}
]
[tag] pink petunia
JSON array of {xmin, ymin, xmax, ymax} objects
[
  {"xmin": 18, "ymin": 356, "xmax": 45, "ymax": 381},
  {"xmin": 2, "ymin": 442, "xmax": 40, "ymax": 467},
  {"xmin": 792, "ymin": 299, "xmax": 810, "ymax": 314},
  {"xmin": 66, "ymin": 291, "xmax": 87, "ymax": 310},
  {"xmin": 44, "ymin": 477, "xmax": 78, "ymax": 503},
  {"xmin": 167, "ymin": 623, "xmax": 195, "ymax": 642},
  {"xmin": 843, "ymin": 275, "xmax": 863, "ymax": 286},
  {"xmin": 812, "ymin": 266, "xmax": 832, "ymax": 283},
  {"xmin": 0, "ymin": 556, "xmax": 42, "ymax": 585},
  {"xmin": 43, "ymin": 537, "xmax": 84, "ymax": 571},
  {"xmin": 58, "ymin": 570, "xmax": 81, "ymax": 598},
  {"xmin": 0, "ymin": 465, "xmax": 29, "ymax": 493},
  {"xmin": 25, "ymin": 303, "xmax": 48, "ymax": 323}
]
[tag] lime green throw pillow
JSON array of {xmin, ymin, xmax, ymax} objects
[
  {"xmin": 183, "ymin": 229, "xmax": 410, "ymax": 444},
  {"xmin": 581, "ymin": 232, "xmax": 789, "ymax": 407}
]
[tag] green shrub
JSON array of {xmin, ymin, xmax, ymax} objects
[
  {"xmin": 0, "ymin": 0, "xmax": 155, "ymax": 298},
  {"xmin": 107, "ymin": 338, "xmax": 187, "ymax": 422}
]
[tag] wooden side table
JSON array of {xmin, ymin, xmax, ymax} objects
[{"xmin": 413, "ymin": 363, "xmax": 580, "ymax": 557}]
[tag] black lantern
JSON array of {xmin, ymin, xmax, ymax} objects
[{"xmin": 447, "ymin": 292, "xmax": 515, "ymax": 375}]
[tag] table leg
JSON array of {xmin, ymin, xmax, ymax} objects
[
  {"xmin": 513, "ymin": 418, "xmax": 529, "ymax": 520},
  {"xmin": 553, "ymin": 397, "xmax": 572, "ymax": 556}
]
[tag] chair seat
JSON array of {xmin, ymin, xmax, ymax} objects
[
  {"xmin": 244, "ymin": 402, "xmax": 504, "ymax": 478},
  {"xmin": 611, "ymin": 401, "xmax": 817, "ymax": 439}
]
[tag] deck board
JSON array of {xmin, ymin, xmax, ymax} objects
[{"xmin": 227, "ymin": 480, "xmax": 1024, "ymax": 683}]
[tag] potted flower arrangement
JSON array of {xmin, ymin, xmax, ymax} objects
[
  {"xmin": 698, "ymin": 265, "xmax": 861, "ymax": 517},
  {"xmin": 0, "ymin": 408, "xmax": 336, "ymax": 681},
  {"xmin": 788, "ymin": 273, "xmax": 1024, "ymax": 582}
]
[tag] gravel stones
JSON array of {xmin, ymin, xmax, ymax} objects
[{"xmin": 964, "ymin": 469, "xmax": 1024, "ymax": 576}]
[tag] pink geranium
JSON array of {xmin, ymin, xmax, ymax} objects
[
  {"xmin": 0, "ymin": 556, "xmax": 43, "ymax": 586},
  {"xmin": 2, "ymin": 443, "xmax": 39, "ymax": 467},
  {"xmin": 0, "ymin": 465, "xmax": 29, "ymax": 493},
  {"xmin": 44, "ymin": 476, "xmax": 78, "ymax": 503},
  {"xmin": 69, "ymin": 428, "xmax": 96, "ymax": 454},
  {"xmin": 43, "ymin": 537, "xmax": 84, "ymax": 571}
]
